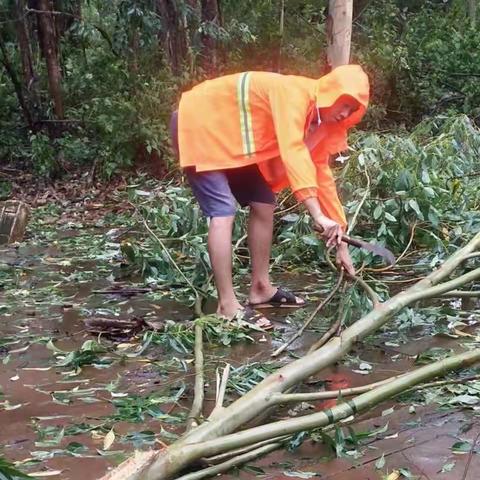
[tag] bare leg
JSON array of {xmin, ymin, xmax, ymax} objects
[
  {"xmin": 248, "ymin": 201, "xmax": 303, "ymax": 305},
  {"xmin": 208, "ymin": 216, "xmax": 242, "ymax": 318},
  {"xmin": 247, "ymin": 202, "xmax": 277, "ymax": 304}
]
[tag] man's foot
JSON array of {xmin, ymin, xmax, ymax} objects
[{"xmin": 248, "ymin": 287, "xmax": 305, "ymax": 309}]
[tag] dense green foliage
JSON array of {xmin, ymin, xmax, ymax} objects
[{"xmin": 0, "ymin": 0, "xmax": 479, "ymax": 178}]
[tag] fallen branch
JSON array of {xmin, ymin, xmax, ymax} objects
[
  {"xmin": 186, "ymin": 323, "xmax": 204, "ymax": 432},
  {"xmin": 203, "ymin": 435, "xmax": 289, "ymax": 464},
  {"xmin": 131, "ymin": 203, "xmax": 205, "ymax": 308},
  {"xmin": 175, "ymin": 441, "xmax": 283, "ymax": 480},
  {"xmin": 440, "ymin": 290, "xmax": 480, "ymax": 298},
  {"xmin": 153, "ymin": 349, "xmax": 480, "ymax": 470},
  {"xmin": 271, "ymin": 372, "xmax": 480, "ymax": 404},
  {"xmin": 101, "ymin": 232, "xmax": 480, "ymax": 480}
]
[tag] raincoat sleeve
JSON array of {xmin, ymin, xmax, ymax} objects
[
  {"xmin": 313, "ymin": 162, "xmax": 347, "ymax": 229},
  {"xmin": 268, "ymin": 82, "xmax": 318, "ymax": 193}
]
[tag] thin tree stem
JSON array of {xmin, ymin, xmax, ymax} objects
[
  {"xmin": 308, "ymin": 282, "xmax": 348, "ymax": 353},
  {"xmin": 349, "ymin": 273, "xmax": 380, "ymax": 307},
  {"xmin": 186, "ymin": 323, "xmax": 204, "ymax": 432},
  {"xmin": 204, "ymin": 435, "xmax": 290, "ymax": 464},
  {"xmin": 209, "ymin": 363, "xmax": 230, "ymax": 420},
  {"xmin": 175, "ymin": 442, "xmax": 283, "ymax": 480},
  {"xmin": 271, "ymin": 373, "xmax": 480, "ymax": 404},
  {"xmin": 271, "ymin": 270, "xmax": 344, "ymax": 357},
  {"xmin": 440, "ymin": 290, "xmax": 480, "ymax": 298}
]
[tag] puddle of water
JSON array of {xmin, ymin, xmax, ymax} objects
[{"xmin": 1, "ymin": 221, "xmax": 479, "ymax": 479}]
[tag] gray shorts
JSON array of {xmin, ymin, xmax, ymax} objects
[{"xmin": 170, "ymin": 111, "xmax": 276, "ymax": 218}]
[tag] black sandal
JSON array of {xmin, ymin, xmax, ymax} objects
[
  {"xmin": 249, "ymin": 287, "xmax": 306, "ymax": 309},
  {"xmin": 237, "ymin": 306, "xmax": 273, "ymax": 330}
]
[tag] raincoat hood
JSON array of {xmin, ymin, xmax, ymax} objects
[
  {"xmin": 315, "ymin": 65, "xmax": 369, "ymax": 116},
  {"xmin": 306, "ymin": 64, "xmax": 370, "ymax": 157}
]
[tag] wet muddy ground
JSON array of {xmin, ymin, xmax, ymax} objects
[{"xmin": 1, "ymin": 204, "xmax": 479, "ymax": 480}]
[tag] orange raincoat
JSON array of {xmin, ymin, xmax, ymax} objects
[{"xmin": 178, "ymin": 65, "xmax": 369, "ymax": 228}]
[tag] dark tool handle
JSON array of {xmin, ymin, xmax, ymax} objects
[
  {"xmin": 313, "ymin": 225, "xmax": 368, "ymax": 248},
  {"xmin": 313, "ymin": 224, "xmax": 350, "ymax": 245},
  {"xmin": 340, "ymin": 234, "xmax": 363, "ymax": 249}
]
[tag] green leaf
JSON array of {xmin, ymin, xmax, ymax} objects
[
  {"xmin": 408, "ymin": 199, "xmax": 424, "ymax": 220},
  {"xmin": 301, "ymin": 235, "xmax": 320, "ymax": 247},
  {"xmin": 373, "ymin": 205, "xmax": 383, "ymax": 220},
  {"xmin": 398, "ymin": 468, "xmax": 416, "ymax": 478},
  {"xmin": 439, "ymin": 461, "xmax": 455, "ymax": 473},
  {"xmin": 375, "ymin": 453, "xmax": 386, "ymax": 469},
  {"xmin": 0, "ymin": 457, "xmax": 32, "ymax": 479},
  {"xmin": 451, "ymin": 441, "xmax": 471, "ymax": 454}
]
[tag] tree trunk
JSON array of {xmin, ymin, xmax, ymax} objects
[
  {"xmin": 156, "ymin": 0, "xmax": 190, "ymax": 74},
  {"xmin": 36, "ymin": 0, "xmax": 64, "ymax": 121},
  {"xmin": 272, "ymin": 0, "xmax": 285, "ymax": 72},
  {"xmin": 14, "ymin": 0, "xmax": 41, "ymax": 129},
  {"xmin": 468, "ymin": 0, "xmax": 477, "ymax": 27},
  {"xmin": 326, "ymin": 0, "xmax": 353, "ymax": 69},
  {"xmin": 200, "ymin": 0, "xmax": 220, "ymax": 75},
  {"xmin": 0, "ymin": 29, "xmax": 35, "ymax": 130},
  {"xmin": 15, "ymin": 0, "xmax": 36, "ymax": 90}
]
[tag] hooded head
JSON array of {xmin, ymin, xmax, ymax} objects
[
  {"xmin": 314, "ymin": 64, "xmax": 369, "ymax": 128},
  {"xmin": 303, "ymin": 64, "xmax": 369, "ymax": 163}
]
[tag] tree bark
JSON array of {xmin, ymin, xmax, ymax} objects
[
  {"xmin": 326, "ymin": 0, "xmax": 353, "ymax": 69},
  {"xmin": 156, "ymin": 0, "xmax": 190, "ymax": 74},
  {"xmin": 13, "ymin": 0, "xmax": 41, "ymax": 129},
  {"xmin": 0, "ymin": 29, "xmax": 35, "ymax": 130},
  {"xmin": 53, "ymin": 0, "xmax": 81, "ymax": 38},
  {"xmin": 200, "ymin": 0, "xmax": 220, "ymax": 75},
  {"xmin": 36, "ymin": 0, "xmax": 64, "ymax": 121},
  {"xmin": 15, "ymin": 0, "xmax": 36, "ymax": 90}
]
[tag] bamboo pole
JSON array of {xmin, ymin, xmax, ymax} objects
[{"xmin": 101, "ymin": 232, "xmax": 480, "ymax": 480}]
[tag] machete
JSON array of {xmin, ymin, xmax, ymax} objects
[
  {"xmin": 313, "ymin": 225, "xmax": 396, "ymax": 265},
  {"xmin": 340, "ymin": 234, "xmax": 396, "ymax": 265}
]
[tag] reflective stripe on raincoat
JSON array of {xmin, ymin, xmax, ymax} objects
[{"xmin": 178, "ymin": 65, "xmax": 369, "ymax": 228}]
